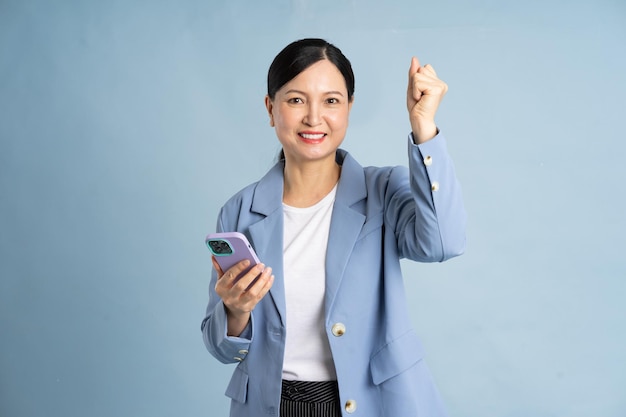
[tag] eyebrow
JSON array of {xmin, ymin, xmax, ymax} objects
[{"xmin": 284, "ymin": 89, "xmax": 345, "ymax": 97}]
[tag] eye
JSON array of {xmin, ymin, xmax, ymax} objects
[
  {"xmin": 326, "ymin": 97, "xmax": 340, "ymax": 104},
  {"xmin": 288, "ymin": 97, "xmax": 303, "ymax": 104}
]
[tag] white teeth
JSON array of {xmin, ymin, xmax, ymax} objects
[{"xmin": 300, "ymin": 133, "xmax": 325, "ymax": 140}]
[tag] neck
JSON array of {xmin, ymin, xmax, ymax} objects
[{"xmin": 282, "ymin": 156, "xmax": 340, "ymax": 208}]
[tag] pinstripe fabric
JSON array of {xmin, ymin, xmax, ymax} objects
[{"xmin": 280, "ymin": 380, "xmax": 341, "ymax": 417}]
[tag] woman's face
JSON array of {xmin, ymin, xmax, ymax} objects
[{"xmin": 265, "ymin": 59, "xmax": 353, "ymax": 166}]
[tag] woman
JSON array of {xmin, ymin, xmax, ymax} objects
[{"xmin": 201, "ymin": 38, "xmax": 466, "ymax": 417}]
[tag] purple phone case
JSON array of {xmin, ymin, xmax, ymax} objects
[{"xmin": 205, "ymin": 232, "xmax": 260, "ymax": 280}]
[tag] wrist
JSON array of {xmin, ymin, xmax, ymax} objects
[
  {"xmin": 225, "ymin": 306, "xmax": 251, "ymax": 337},
  {"xmin": 411, "ymin": 120, "xmax": 438, "ymax": 144}
]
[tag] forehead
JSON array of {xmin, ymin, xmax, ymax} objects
[{"xmin": 280, "ymin": 59, "xmax": 347, "ymax": 94}]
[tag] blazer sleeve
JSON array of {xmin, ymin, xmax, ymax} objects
[
  {"xmin": 200, "ymin": 208, "xmax": 254, "ymax": 364},
  {"xmin": 386, "ymin": 131, "xmax": 466, "ymax": 262}
]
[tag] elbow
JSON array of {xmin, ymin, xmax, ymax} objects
[
  {"xmin": 439, "ymin": 238, "xmax": 466, "ymax": 262},
  {"xmin": 438, "ymin": 210, "xmax": 467, "ymax": 262},
  {"xmin": 405, "ymin": 224, "xmax": 466, "ymax": 263},
  {"xmin": 411, "ymin": 233, "xmax": 466, "ymax": 263}
]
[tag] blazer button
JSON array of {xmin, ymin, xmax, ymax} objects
[
  {"xmin": 331, "ymin": 323, "xmax": 346, "ymax": 337},
  {"xmin": 424, "ymin": 155, "xmax": 433, "ymax": 166},
  {"xmin": 345, "ymin": 399, "xmax": 357, "ymax": 413},
  {"xmin": 431, "ymin": 181, "xmax": 440, "ymax": 192}
]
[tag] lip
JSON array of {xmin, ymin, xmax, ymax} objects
[{"xmin": 298, "ymin": 131, "xmax": 327, "ymax": 144}]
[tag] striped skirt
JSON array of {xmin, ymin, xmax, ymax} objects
[{"xmin": 280, "ymin": 380, "xmax": 342, "ymax": 417}]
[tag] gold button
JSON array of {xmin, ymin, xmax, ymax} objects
[
  {"xmin": 233, "ymin": 357, "xmax": 243, "ymax": 362},
  {"xmin": 424, "ymin": 155, "xmax": 433, "ymax": 166},
  {"xmin": 238, "ymin": 349, "xmax": 248, "ymax": 355},
  {"xmin": 345, "ymin": 399, "xmax": 357, "ymax": 413},
  {"xmin": 431, "ymin": 181, "xmax": 439, "ymax": 192},
  {"xmin": 331, "ymin": 323, "xmax": 346, "ymax": 337}
]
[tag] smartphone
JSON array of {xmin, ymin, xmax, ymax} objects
[{"xmin": 205, "ymin": 232, "xmax": 261, "ymax": 283}]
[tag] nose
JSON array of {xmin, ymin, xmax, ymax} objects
[{"xmin": 303, "ymin": 103, "xmax": 321, "ymax": 126}]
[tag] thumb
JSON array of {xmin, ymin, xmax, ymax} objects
[
  {"xmin": 408, "ymin": 56, "xmax": 422, "ymax": 104},
  {"xmin": 408, "ymin": 56, "xmax": 421, "ymax": 77}
]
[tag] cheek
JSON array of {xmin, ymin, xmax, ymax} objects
[
  {"xmin": 274, "ymin": 109, "xmax": 299, "ymax": 130},
  {"xmin": 328, "ymin": 111, "xmax": 350, "ymax": 131}
]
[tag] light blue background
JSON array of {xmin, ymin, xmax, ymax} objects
[{"xmin": 1, "ymin": 1, "xmax": 625, "ymax": 416}]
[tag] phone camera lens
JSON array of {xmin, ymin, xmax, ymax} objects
[{"xmin": 209, "ymin": 240, "xmax": 232, "ymax": 255}]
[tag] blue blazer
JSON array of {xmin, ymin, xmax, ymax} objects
[{"xmin": 202, "ymin": 134, "xmax": 466, "ymax": 417}]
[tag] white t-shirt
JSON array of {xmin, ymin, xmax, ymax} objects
[{"xmin": 281, "ymin": 184, "xmax": 338, "ymax": 381}]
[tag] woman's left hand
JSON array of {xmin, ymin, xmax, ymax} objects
[{"xmin": 406, "ymin": 56, "xmax": 448, "ymax": 144}]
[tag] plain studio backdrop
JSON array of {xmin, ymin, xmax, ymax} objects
[{"xmin": 1, "ymin": 1, "xmax": 625, "ymax": 416}]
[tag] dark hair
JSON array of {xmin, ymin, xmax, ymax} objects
[{"xmin": 267, "ymin": 38, "xmax": 355, "ymax": 101}]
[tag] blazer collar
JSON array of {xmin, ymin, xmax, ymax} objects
[
  {"xmin": 250, "ymin": 160, "xmax": 285, "ymax": 217},
  {"xmin": 334, "ymin": 149, "xmax": 367, "ymax": 206},
  {"xmin": 250, "ymin": 149, "xmax": 367, "ymax": 213}
]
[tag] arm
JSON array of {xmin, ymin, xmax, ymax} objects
[
  {"xmin": 383, "ymin": 132, "xmax": 466, "ymax": 262},
  {"xmin": 201, "ymin": 210, "xmax": 273, "ymax": 363},
  {"xmin": 385, "ymin": 57, "xmax": 466, "ymax": 261}
]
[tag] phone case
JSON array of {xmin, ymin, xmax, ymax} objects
[{"xmin": 205, "ymin": 232, "xmax": 260, "ymax": 280}]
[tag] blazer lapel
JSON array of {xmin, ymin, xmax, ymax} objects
[
  {"xmin": 325, "ymin": 150, "xmax": 367, "ymax": 318},
  {"xmin": 247, "ymin": 162, "xmax": 287, "ymax": 327}
]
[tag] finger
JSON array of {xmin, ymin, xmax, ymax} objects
[
  {"xmin": 231, "ymin": 264, "xmax": 266, "ymax": 290},
  {"xmin": 419, "ymin": 64, "xmax": 438, "ymax": 78},
  {"xmin": 234, "ymin": 264, "xmax": 268, "ymax": 293},
  {"xmin": 241, "ymin": 271, "xmax": 274, "ymax": 312},
  {"xmin": 412, "ymin": 70, "xmax": 447, "ymax": 95},
  {"xmin": 249, "ymin": 273, "xmax": 274, "ymax": 302},
  {"xmin": 238, "ymin": 266, "xmax": 273, "ymax": 297},
  {"xmin": 260, "ymin": 273, "xmax": 275, "ymax": 296},
  {"xmin": 221, "ymin": 259, "xmax": 252, "ymax": 285}
]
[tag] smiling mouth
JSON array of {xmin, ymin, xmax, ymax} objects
[{"xmin": 299, "ymin": 132, "xmax": 326, "ymax": 141}]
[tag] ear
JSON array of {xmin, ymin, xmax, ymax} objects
[
  {"xmin": 264, "ymin": 95, "xmax": 275, "ymax": 127},
  {"xmin": 348, "ymin": 96, "xmax": 354, "ymax": 112}
]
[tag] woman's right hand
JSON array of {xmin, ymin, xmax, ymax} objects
[{"xmin": 212, "ymin": 256, "xmax": 274, "ymax": 337}]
